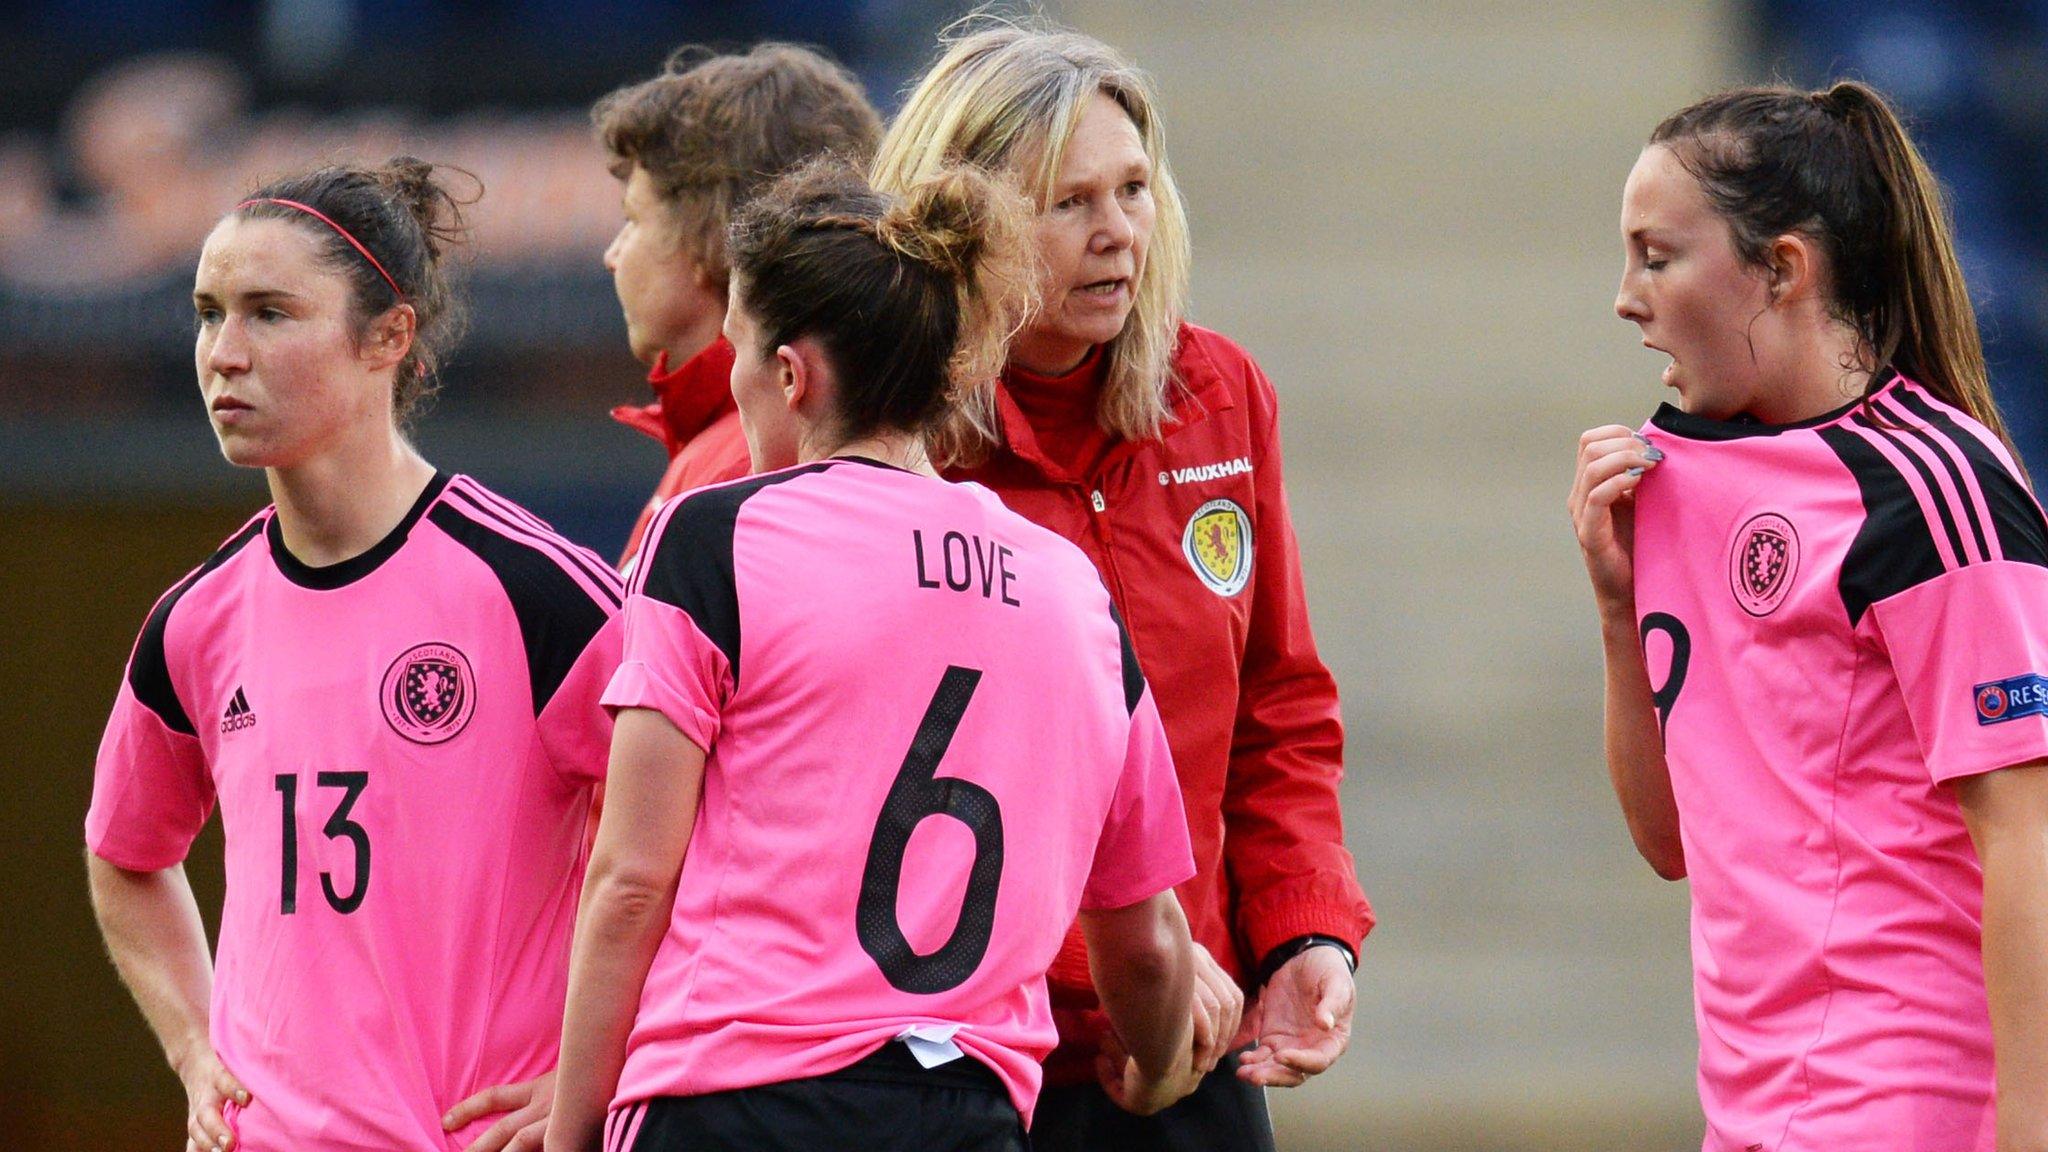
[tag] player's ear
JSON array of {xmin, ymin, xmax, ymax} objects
[
  {"xmin": 1764, "ymin": 233, "xmax": 1814, "ymax": 305},
  {"xmin": 776, "ymin": 343, "xmax": 807, "ymax": 413},
  {"xmin": 360, "ymin": 303, "xmax": 416, "ymax": 371}
]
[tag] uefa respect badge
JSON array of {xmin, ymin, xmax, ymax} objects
[{"xmin": 1975, "ymin": 673, "xmax": 2048, "ymax": 726}]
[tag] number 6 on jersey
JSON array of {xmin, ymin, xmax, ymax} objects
[{"xmin": 857, "ymin": 665, "xmax": 1005, "ymax": 994}]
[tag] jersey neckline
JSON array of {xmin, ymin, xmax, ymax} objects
[
  {"xmin": 267, "ymin": 471, "xmax": 451, "ymax": 590},
  {"xmin": 829, "ymin": 454, "xmax": 916, "ymax": 473},
  {"xmin": 1649, "ymin": 369, "xmax": 1900, "ymax": 441}
]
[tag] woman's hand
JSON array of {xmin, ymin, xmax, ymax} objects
[
  {"xmin": 1568, "ymin": 424, "xmax": 1662, "ymax": 610},
  {"xmin": 447, "ymin": 1069, "xmax": 555, "ymax": 1152},
  {"xmin": 174, "ymin": 1044, "xmax": 248, "ymax": 1152},
  {"xmin": 1235, "ymin": 945, "xmax": 1354, "ymax": 1088},
  {"xmin": 1568, "ymin": 426, "xmax": 1685, "ymax": 876},
  {"xmin": 1094, "ymin": 1028, "xmax": 1205, "ymax": 1116},
  {"xmin": 1188, "ymin": 943, "xmax": 1244, "ymax": 1076}
]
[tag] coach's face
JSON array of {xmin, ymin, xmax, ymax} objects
[
  {"xmin": 606, "ymin": 165, "xmax": 725, "ymax": 367},
  {"xmin": 193, "ymin": 216, "xmax": 402, "ymax": 469},
  {"xmin": 1012, "ymin": 92, "xmax": 1155, "ymax": 377}
]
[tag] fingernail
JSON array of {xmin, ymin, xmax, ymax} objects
[
  {"xmin": 1644, "ymin": 446, "xmax": 1665, "ymax": 462},
  {"xmin": 443, "ymin": 1112, "xmax": 456, "ymax": 1127},
  {"xmin": 1626, "ymin": 466, "xmax": 1645, "ymax": 478},
  {"xmin": 1632, "ymin": 431, "xmax": 1651, "ymax": 445}
]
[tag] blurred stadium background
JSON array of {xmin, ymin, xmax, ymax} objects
[{"xmin": 4, "ymin": 2, "xmax": 2043, "ymax": 1148}]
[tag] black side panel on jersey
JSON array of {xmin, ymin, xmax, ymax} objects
[
  {"xmin": 428, "ymin": 504, "xmax": 612, "ymax": 714},
  {"xmin": 638, "ymin": 463, "xmax": 836, "ymax": 689},
  {"xmin": 1890, "ymin": 389, "xmax": 2048, "ymax": 567},
  {"xmin": 1818, "ymin": 424, "xmax": 1949, "ymax": 626},
  {"xmin": 129, "ymin": 517, "xmax": 268, "ymax": 736},
  {"xmin": 1109, "ymin": 602, "xmax": 1146, "ymax": 715}
]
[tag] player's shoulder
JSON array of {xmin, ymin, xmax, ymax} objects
[
  {"xmin": 143, "ymin": 508, "xmax": 271, "ymax": 635},
  {"xmin": 637, "ymin": 460, "xmax": 839, "ymax": 597},
  {"xmin": 659, "ymin": 460, "xmax": 834, "ymax": 534},
  {"xmin": 426, "ymin": 474, "xmax": 623, "ymax": 617},
  {"xmin": 127, "ymin": 508, "xmax": 272, "ymax": 735},
  {"xmin": 1816, "ymin": 377, "xmax": 2048, "ymax": 621}
]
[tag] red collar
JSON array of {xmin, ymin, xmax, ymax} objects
[
  {"xmin": 1005, "ymin": 344, "xmax": 1106, "ymax": 393},
  {"xmin": 993, "ymin": 347, "xmax": 1107, "ymax": 480},
  {"xmin": 611, "ymin": 337, "xmax": 738, "ymax": 456},
  {"xmin": 989, "ymin": 329, "xmax": 1233, "ymax": 480}
]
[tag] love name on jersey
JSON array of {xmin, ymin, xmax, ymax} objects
[{"xmin": 913, "ymin": 529, "xmax": 1020, "ymax": 607}]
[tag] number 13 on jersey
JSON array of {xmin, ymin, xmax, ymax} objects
[{"xmin": 274, "ymin": 770, "xmax": 372, "ymax": 915}]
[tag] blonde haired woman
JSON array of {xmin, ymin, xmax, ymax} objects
[{"xmin": 874, "ymin": 21, "xmax": 1372, "ymax": 1151}]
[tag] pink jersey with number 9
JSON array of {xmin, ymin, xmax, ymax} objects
[
  {"xmin": 601, "ymin": 456, "xmax": 1194, "ymax": 1125},
  {"xmin": 1633, "ymin": 373, "xmax": 2048, "ymax": 1152}
]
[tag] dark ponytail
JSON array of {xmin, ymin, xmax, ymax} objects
[
  {"xmin": 233, "ymin": 156, "xmax": 476, "ymax": 422},
  {"xmin": 1650, "ymin": 81, "xmax": 2017, "ymax": 465},
  {"xmin": 726, "ymin": 159, "xmax": 1033, "ymax": 453}
]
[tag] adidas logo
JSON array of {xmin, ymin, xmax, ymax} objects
[{"xmin": 220, "ymin": 686, "xmax": 258, "ymax": 734}]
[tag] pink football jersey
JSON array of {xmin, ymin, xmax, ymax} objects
[
  {"xmin": 1633, "ymin": 373, "xmax": 2048, "ymax": 1152},
  {"xmin": 601, "ymin": 457, "xmax": 1195, "ymax": 1124},
  {"xmin": 88, "ymin": 474, "xmax": 622, "ymax": 1151}
]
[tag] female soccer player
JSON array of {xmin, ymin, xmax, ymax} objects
[
  {"xmin": 871, "ymin": 21, "xmax": 1371, "ymax": 1149},
  {"xmin": 1573, "ymin": 82, "xmax": 2048, "ymax": 1150},
  {"xmin": 85, "ymin": 159, "xmax": 622, "ymax": 1152},
  {"xmin": 543, "ymin": 162, "xmax": 1203, "ymax": 1152}
]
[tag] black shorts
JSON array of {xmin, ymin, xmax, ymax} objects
[
  {"xmin": 1029, "ymin": 1053, "xmax": 1276, "ymax": 1152},
  {"xmin": 612, "ymin": 1042, "xmax": 1026, "ymax": 1152}
]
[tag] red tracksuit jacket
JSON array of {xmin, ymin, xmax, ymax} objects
[{"xmin": 949, "ymin": 323, "xmax": 1373, "ymax": 1073}]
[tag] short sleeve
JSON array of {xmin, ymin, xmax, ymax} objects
[
  {"xmin": 1870, "ymin": 561, "xmax": 2048, "ymax": 783},
  {"xmin": 87, "ymin": 678, "xmax": 214, "ymax": 872},
  {"xmin": 602, "ymin": 595, "xmax": 730, "ymax": 754},
  {"xmin": 1082, "ymin": 688, "xmax": 1196, "ymax": 909},
  {"xmin": 538, "ymin": 613, "xmax": 623, "ymax": 782}
]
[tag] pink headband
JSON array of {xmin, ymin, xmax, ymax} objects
[{"xmin": 237, "ymin": 197, "xmax": 405, "ymax": 302}]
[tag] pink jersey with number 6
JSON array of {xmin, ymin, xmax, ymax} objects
[
  {"xmin": 87, "ymin": 474, "xmax": 622, "ymax": 1152},
  {"xmin": 1633, "ymin": 373, "xmax": 2048, "ymax": 1152},
  {"xmin": 602, "ymin": 456, "xmax": 1194, "ymax": 1124}
]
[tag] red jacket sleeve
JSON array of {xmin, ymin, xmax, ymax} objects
[{"xmin": 1221, "ymin": 354, "xmax": 1374, "ymax": 966}]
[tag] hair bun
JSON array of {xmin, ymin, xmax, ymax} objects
[
  {"xmin": 876, "ymin": 166, "xmax": 1008, "ymax": 282},
  {"xmin": 373, "ymin": 155, "xmax": 478, "ymax": 259}
]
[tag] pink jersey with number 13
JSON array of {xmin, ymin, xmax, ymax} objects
[
  {"xmin": 601, "ymin": 457, "xmax": 1195, "ymax": 1128},
  {"xmin": 87, "ymin": 474, "xmax": 622, "ymax": 1151}
]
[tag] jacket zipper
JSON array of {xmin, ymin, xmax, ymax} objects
[{"xmin": 1083, "ymin": 477, "xmax": 1136, "ymax": 615}]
